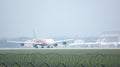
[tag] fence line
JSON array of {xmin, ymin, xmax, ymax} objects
[
  {"xmin": 40, "ymin": 62, "xmax": 50, "ymax": 67},
  {"xmin": 0, "ymin": 53, "xmax": 120, "ymax": 67}
]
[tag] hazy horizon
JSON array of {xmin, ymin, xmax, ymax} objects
[{"xmin": 0, "ymin": 0, "xmax": 120, "ymax": 38}]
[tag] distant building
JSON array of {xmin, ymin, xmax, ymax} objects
[
  {"xmin": 100, "ymin": 31, "xmax": 120, "ymax": 42},
  {"xmin": 74, "ymin": 40, "xmax": 85, "ymax": 43}
]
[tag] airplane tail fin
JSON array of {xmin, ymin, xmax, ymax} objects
[{"xmin": 33, "ymin": 28, "xmax": 36, "ymax": 39}]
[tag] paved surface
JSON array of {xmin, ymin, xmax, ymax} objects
[{"xmin": 0, "ymin": 48, "xmax": 120, "ymax": 50}]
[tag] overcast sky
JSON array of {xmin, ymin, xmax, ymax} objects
[{"xmin": 0, "ymin": 0, "xmax": 120, "ymax": 38}]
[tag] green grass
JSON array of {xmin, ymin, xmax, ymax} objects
[{"xmin": 0, "ymin": 49, "xmax": 120, "ymax": 67}]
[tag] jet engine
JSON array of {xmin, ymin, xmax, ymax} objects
[
  {"xmin": 54, "ymin": 43, "xmax": 58, "ymax": 47},
  {"xmin": 62, "ymin": 42, "xmax": 67, "ymax": 45},
  {"xmin": 21, "ymin": 43, "xmax": 24, "ymax": 46},
  {"xmin": 33, "ymin": 44, "xmax": 39, "ymax": 48}
]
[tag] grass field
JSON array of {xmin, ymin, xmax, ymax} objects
[{"xmin": 0, "ymin": 49, "xmax": 120, "ymax": 67}]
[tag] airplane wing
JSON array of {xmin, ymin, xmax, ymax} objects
[
  {"xmin": 79, "ymin": 42, "xmax": 97, "ymax": 44},
  {"xmin": 7, "ymin": 41, "xmax": 35, "ymax": 44},
  {"xmin": 55, "ymin": 39, "xmax": 74, "ymax": 45},
  {"xmin": 7, "ymin": 40, "xmax": 35, "ymax": 47},
  {"xmin": 7, "ymin": 41, "xmax": 22, "ymax": 43},
  {"xmin": 7, "ymin": 40, "xmax": 43, "ymax": 48}
]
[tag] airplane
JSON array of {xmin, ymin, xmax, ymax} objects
[
  {"xmin": 7, "ymin": 29, "xmax": 73, "ymax": 48},
  {"xmin": 8, "ymin": 38, "xmax": 73, "ymax": 48}
]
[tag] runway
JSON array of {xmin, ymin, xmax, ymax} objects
[{"xmin": 0, "ymin": 48, "xmax": 120, "ymax": 50}]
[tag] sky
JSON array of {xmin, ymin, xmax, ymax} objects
[{"xmin": 0, "ymin": 0, "xmax": 120, "ymax": 38}]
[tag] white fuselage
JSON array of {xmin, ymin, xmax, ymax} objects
[{"xmin": 33, "ymin": 39, "xmax": 55, "ymax": 45}]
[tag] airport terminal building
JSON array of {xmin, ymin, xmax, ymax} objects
[{"xmin": 69, "ymin": 31, "xmax": 120, "ymax": 48}]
